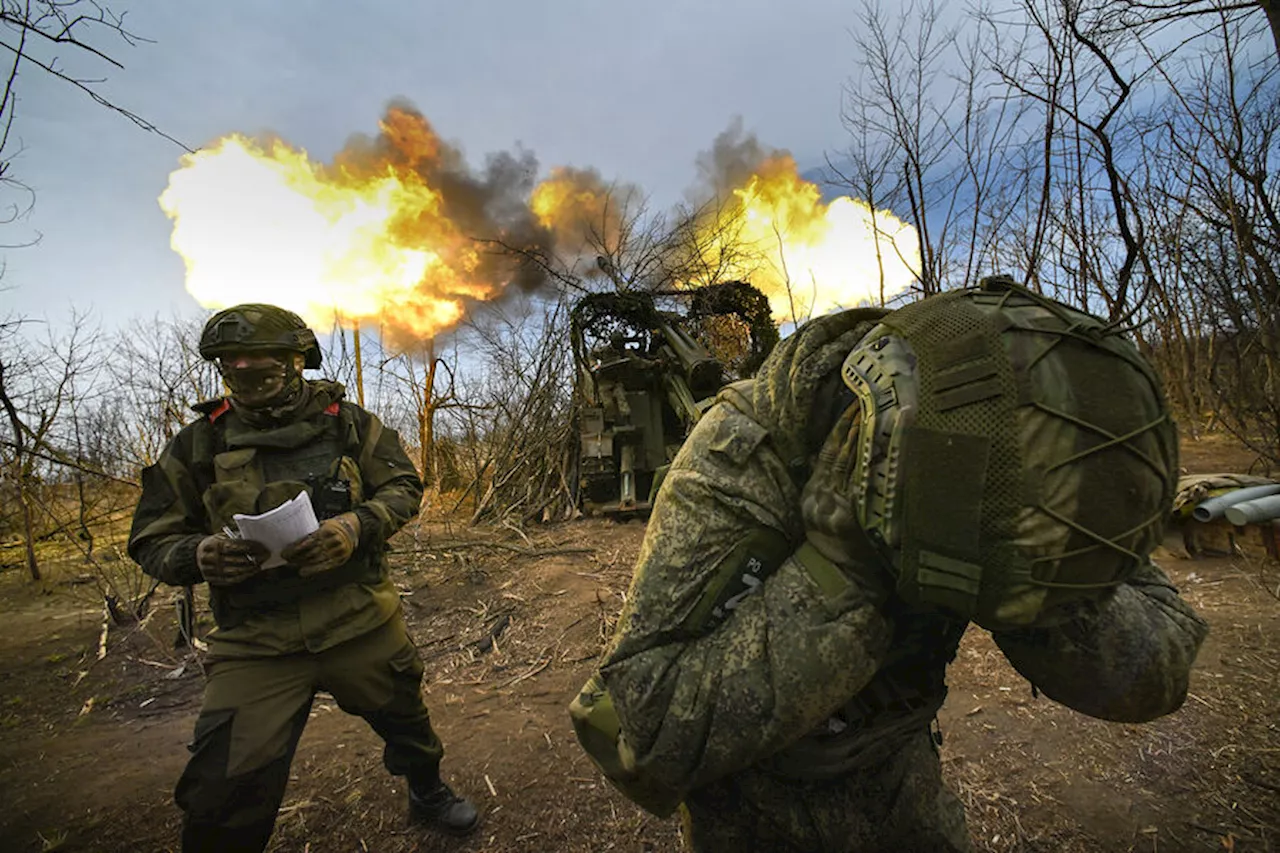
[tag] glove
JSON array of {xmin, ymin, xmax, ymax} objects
[
  {"xmin": 799, "ymin": 402, "xmax": 891, "ymax": 602},
  {"xmin": 281, "ymin": 511, "xmax": 362, "ymax": 577},
  {"xmin": 196, "ymin": 533, "xmax": 269, "ymax": 586}
]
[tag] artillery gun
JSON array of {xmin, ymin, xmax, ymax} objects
[{"xmin": 569, "ymin": 279, "xmax": 777, "ymax": 517}]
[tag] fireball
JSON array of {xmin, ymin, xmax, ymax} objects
[
  {"xmin": 698, "ymin": 155, "xmax": 919, "ymax": 322},
  {"xmin": 527, "ymin": 152, "xmax": 920, "ymax": 322},
  {"xmin": 159, "ymin": 111, "xmax": 499, "ymax": 341}
]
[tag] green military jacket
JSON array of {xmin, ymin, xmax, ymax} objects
[
  {"xmin": 128, "ymin": 380, "xmax": 424, "ymax": 658},
  {"xmin": 581, "ymin": 309, "xmax": 1209, "ymax": 816}
]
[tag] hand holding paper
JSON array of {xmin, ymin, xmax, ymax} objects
[
  {"xmin": 231, "ymin": 492, "xmax": 320, "ymax": 569},
  {"xmin": 197, "ymin": 533, "xmax": 270, "ymax": 586},
  {"xmin": 281, "ymin": 511, "xmax": 362, "ymax": 576}
]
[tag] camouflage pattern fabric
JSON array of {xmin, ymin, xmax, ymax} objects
[
  {"xmin": 177, "ymin": 612, "xmax": 443, "ymax": 850},
  {"xmin": 592, "ymin": 305, "xmax": 1208, "ymax": 852},
  {"xmin": 599, "ymin": 398, "xmax": 893, "ymax": 807},
  {"xmin": 747, "ymin": 307, "xmax": 890, "ymax": 476},
  {"xmin": 993, "ymin": 561, "xmax": 1208, "ymax": 722},
  {"xmin": 680, "ymin": 729, "xmax": 970, "ymax": 853},
  {"xmin": 598, "ymin": 311, "xmax": 895, "ymax": 811}
]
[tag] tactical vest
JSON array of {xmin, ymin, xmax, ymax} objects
[{"xmin": 191, "ymin": 398, "xmax": 382, "ymax": 628}]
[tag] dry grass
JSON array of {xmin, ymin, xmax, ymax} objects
[{"xmin": 0, "ymin": 512, "xmax": 1277, "ymax": 852}]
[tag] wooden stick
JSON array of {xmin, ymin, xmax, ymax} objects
[{"xmin": 96, "ymin": 603, "xmax": 110, "ymax": 661}]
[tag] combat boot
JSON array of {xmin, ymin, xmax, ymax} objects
[{"xmin": 409, "ymin": 777, "xmax": 479, "ymax": 836}]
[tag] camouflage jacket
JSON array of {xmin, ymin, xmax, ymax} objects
[
  {"xmin": 128, "ymin": 380, "xmax": 424, "ymax": 656},
  {"xmin": 593, "ymin": 309, "xmax": 1208, "ymax": 813}
]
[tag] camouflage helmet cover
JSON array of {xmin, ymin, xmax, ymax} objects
[
  {"xmin": 198, "ymin": 303, "xmax": 322, "ymax": 369},
  {"xmin": 842, "ymin": 276, "xmax": 1178, "ymax": 630}
]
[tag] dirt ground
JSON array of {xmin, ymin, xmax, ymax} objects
[{"xmin": 1, "ymin": 431, "xmax": 1277, "ymax": 853}]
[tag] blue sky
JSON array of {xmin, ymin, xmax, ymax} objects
[{"xmin": 3, "ymin": 0, "xmax": 869, "ymax": 329}]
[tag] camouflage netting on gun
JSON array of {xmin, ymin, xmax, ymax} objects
[{"xmin": 687, "ymin": 280, "xmax": 780, "ymax": 377}]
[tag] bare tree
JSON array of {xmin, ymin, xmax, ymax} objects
[
  {"xmin": 0, "ymin": 0, "xmax": 189, "ymax": 196},
  {"xmin": 451, "ymin": 296, "xmax": 576, "ymax": 524},
  {"xmin": 834, "ymin": 0, "xmax": 1278, "ymax": 462},
  {"xmin": 370, "ymin": 336, "xmax": 461, "ymax": 492},
  {"xmin": 841, "ymin": 0, "xmax": 964, "ymax": 295},
  {"xmin": 0, "ymin": 311, "xmax": 99, "ymax": 580},
  {"xmin": 496, "ymin": 177, "xmax": 775, "ymax": 305},
  {"xmin": 840, "ymin": 0, "xmax": 1036, "ymax": 298},
  {"xmin": 977, "ymin": 0, "xmax": 1154, "ymax": 320},
  {"xmin": 1098, "ymin": 0, "xmax": 1280, "ymax": 60},
  {"xmin": 0, "ymin": 316, "xmax": 39, "ymax": 578},
  {"xmin": 108, "ymin": 314, "xmax": 222, "ymax": 470},
  {"xmin": 1134, "ymin": 12, "xmax": 1280, "ymax": 460}
]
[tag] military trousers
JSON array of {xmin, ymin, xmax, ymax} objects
[
  {"xmin": 679, "ymin": 728, "xmax": 972, "ymax": 853},
  {"xmin": 175, "ymin": 611, "xmax": 444, "ymax": 853}
]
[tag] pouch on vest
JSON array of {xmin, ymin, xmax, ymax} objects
[{"xmin": 204, "ymin": 448, "xmax": 264, "ymax": 527}]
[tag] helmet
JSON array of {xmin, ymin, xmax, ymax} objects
[
  {"xmin": 842, "ymin": 275, "xmax": 1177, "ymax": 630},
  {"xmin": 198, "ymin": 304, "xmax": 322, "ymax": 369}
]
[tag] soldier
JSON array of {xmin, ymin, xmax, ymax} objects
[
  {"xmin": 571, "ymin": 277, "xmax": 1209, "ymax": 852},
  {"xmin": 129, "ymin": 304, "xmax": 477, "ymax": 853}
]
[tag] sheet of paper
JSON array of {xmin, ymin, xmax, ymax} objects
[{"xmin": 232, "ymin": 492, "xmax": 319, "ymax": 569}]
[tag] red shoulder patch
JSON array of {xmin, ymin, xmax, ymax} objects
[
  {"xmin": 323, "ymin": 401, "xmax": 341, "ymax": 416},
  {"xmin": 208, "ymin": 399, "xmax": 232, "ymax": 423}
]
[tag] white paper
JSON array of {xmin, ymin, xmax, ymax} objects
[{"xmin": 232, "ymin": 492, "xmax": 319, "ymax": 569}]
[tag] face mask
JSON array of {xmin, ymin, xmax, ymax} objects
[{"xmin": 219, "ymin": 352, "xmax": 296, "ymax": 409}]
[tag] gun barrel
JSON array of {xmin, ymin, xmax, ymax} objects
[
  {"xmin": 1224, "ymin": 493, "xmax": 1280, "ymax": 526},
  {"xmin": 662, "ymin": 372, "xmax": 704, "ymax": 427},
  {"xmin": 656, "ymin": 320, "xmax": 722, "ymax": 398},
  {"xmin": 1192, "ymin": 484, "xmax": 1280, "ymax": 522}
]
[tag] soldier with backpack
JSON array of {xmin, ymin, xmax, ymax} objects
[
  {"xmin": 571, "ymin": 276, "xmax": 1209, "ymax": 851},
  {"xmin": 129, "ymin": 303, "xmax": 477, "ymax": 852}
]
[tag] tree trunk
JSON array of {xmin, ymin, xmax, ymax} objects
[
  {"xmin": 0, "ymin": 357, "xmax": 39, "ymax": 580},
  {"xmin": 73, "ymin": 420, "xmax": 93, "ymax": 559},
  {"xmin": 1260, "ymin": 0, "xmax": 1280, "ymax": 62},
  {"xmin": 352, "ymin": 325, "xmax": 365, "ymax": 406},
  {"xmin": 16, "ymin": 482, "xmax": 39, "ymax": 581},
  {"xmin": 75, "ymin": 470, "xmax": 94, "ymax": 559},
  {"xmin": 420, "ymin": 339, "xmax": 438, "ymax": 487}
]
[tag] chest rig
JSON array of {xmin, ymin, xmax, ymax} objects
[{"xmin": 192, "ymin": 399, "xmax": 379, "ymax": 623}]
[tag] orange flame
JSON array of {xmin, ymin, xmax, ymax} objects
[
  {"xmin": 697, "ymin": 155, "xmax": 919, "ymax": 322},
  {"xmin": 530, "ymin": 166, "xmax": 632, "ymax": 257},
  {"xmin": 159, "ymin": 110, "xmax": 505, "ymax": 341},
  {"xmin": 527, "ymin": 152, "xmax": 919, "ymax": 322},
  {"xmin": 163, "ymin": 108, "xmax": 919, "ymax": 341}
]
